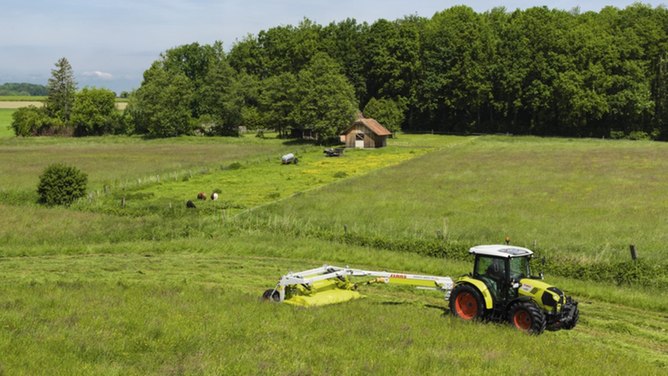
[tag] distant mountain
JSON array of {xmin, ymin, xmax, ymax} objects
[{"xmin": 0, "ymin": 82, "xmax": 48, "ymax": 96}]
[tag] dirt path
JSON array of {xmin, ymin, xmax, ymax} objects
[{"xmin": 0, "ymin": 101, "xmax": 43, "ymax": 108}]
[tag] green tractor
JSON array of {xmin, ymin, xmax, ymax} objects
[
  {"xmin": 450, "ymin": 245, "xmax": 579, "ymax": 334},
  {"xmin": 264, "ymin": 244, "xmax": 578, "ymax": 335}
]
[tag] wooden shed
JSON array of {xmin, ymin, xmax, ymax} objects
[{"xmin": 341, "ymin": 118, "xmax": 392, "ymax": 148}]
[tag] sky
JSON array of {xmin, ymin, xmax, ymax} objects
[{"xmin": 1, "ymin": 1, "xmax": 666, "ymax": 93}]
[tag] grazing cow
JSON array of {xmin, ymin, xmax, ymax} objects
[
  {"xmin": 197, "ymin": 192, "xmax": 207, "ymax": 200},
  {"xmin": 186, "ymin": 200, "xmax": 196, "ymax": 209},
  {"xmin": 211, "ymin": 192, "xmax": 219, "ymax": 201}
]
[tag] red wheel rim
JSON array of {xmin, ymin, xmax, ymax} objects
[
  {"xmin": 455, "ymin": 292, "xmax": 478, "ymax": 319},
  {"xmin": 513, "ymin": 310, "xmax": 532, "ymax": 330}
]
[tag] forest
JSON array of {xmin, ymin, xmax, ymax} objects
[
  {"xmin": 221, "ymin": 4, "xmax": 668, "ymax": 139},
  {"xmin": 0, "ymin": 83, "xmax": 47, "ymax": 96},
  {"xmin": 10, "ymin": 4, "xmax": 668, "ymax": 140}
]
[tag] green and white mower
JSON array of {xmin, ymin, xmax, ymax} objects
[{"xmin": 263, "ymin": 245, "xmax": 579, "ymax": 334}]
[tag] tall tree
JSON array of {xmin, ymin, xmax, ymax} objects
[
  {"xmin": 320, "ymin": 18, "xmax": 369, "ymax": 102},
  {"xmin": 363, "ymin": 97, "xmax": 406, "ymax": 134},
  {"xmin": 259, "ymin": 72, "xmax": 299, "ymax": 137},
  {"xmin": 128, "ymin": 62, "xmax": 194, "ymax": 137},
  {"xmin": 418, "ymin": 6, "xmax": 493, "ymax": 133},
  {"xmin": 46, "ymin": 57, "xmax": 77, "ymax": 122},
  {"xmin": 364, "ymin": 16, "xmax": 423, "ymax": 115},
  {"xmin": 292, "ymin": 53, "xmax": 359, "ymax": 141}
]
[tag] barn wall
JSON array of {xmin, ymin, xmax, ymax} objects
[{"xmin": 343, "ymin": 122, "xmax": 388, "ymax": 148}]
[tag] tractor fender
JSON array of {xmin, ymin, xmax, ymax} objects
[
  {"xmin": 455, "ymin": 276, "xmax": 494, "ymax": 309},
  {"xmin": 505, "ymin": 296, "xmax": 533, "ymax": 308}
]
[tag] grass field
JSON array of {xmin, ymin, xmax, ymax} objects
[
  {"xmin": 239, "ymin": 136, "xmax": 668, "ymax": 262},
  {"xmin": 0, "ymin": 109, "xmax": 14, "ymax": 138},
  {"xmin": 0, "ymin": 234, "xmax": 665, "ymax": 375},
  {"xmin": 0, "ymin": 133, "xmax": 666, "ymax": 374},
  {"xmin": 85, "ymin": 145, "xmax": 433, "ymax": 216},
  {"xmin": 0, "ymin": 136, "xmax": 292, "ymax": 193}
]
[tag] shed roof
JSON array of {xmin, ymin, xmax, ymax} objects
[{"xmin": 344, "ymin": 118, "xmax": 392, "ymax": 136}]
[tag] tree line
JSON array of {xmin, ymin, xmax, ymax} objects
[
  {"xmin": 13, "ymin": 4, "xmax": 668, "ymax": 140},
  {"xmin": 11, "ymin": 58, "xmax": 125, "ymax": 137},
  {"xmin": 0, "ymin": 83, "xmax": 48, "ymax": 96},
  {"xmin": 130, "ymin": 4, "xmax": 668, "ymax": 140}
]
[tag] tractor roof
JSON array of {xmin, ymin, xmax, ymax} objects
[{"xmin": 469, "ymin": 245, "xmax": 534, "ymax": 258}]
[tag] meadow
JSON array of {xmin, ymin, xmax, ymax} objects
[
  {"xmin": 0, "ymin": 133, "xmax": 666, "ymax": 374},
  {"xmin": 0, "ymin": 109, "xmax": 14, "ymax": 138},
  {"xmin": 0, "ymin": 136, "xmax": 291, "ymax": 194}
]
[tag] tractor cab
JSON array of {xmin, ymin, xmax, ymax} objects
[{"xmin": 470, "ymin": 245, "xmax": 535, "ymax": 303}]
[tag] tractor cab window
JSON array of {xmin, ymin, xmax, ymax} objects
[
  {"xmin": 509, "ymin": 257, "xmax": 530, "ymax": 280},
  {"xmin": 475, "ymin": 256, "xmax": 507, "ymax": 282},
  {"xmin": 475, "ymin": 256, "xmax": 507, "ymax": 300}
]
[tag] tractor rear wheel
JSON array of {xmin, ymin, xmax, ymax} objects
[
  {"xmin": 508, "ymin": 301, "xmax": 546, "ymax": 334},
  {"xmin": 449, "ymin": 284, "xmax": 485, "ymax": 320}
]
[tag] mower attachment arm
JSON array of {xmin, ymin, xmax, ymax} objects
[{"xmin": 269, "ymin": 265, "xmax": 454, "ymax": 304}]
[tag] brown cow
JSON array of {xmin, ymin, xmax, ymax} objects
[{"xmin": 197, "ymin": 192, "xmax": 207, "ymax": 200}]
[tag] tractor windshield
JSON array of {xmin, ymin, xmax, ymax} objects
[{"xmin": 509, "ymin": 256, "xmax": 530, "ymax": 280}]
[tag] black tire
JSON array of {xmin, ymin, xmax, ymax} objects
[
  {"xmin": 562, "ymin": 305, "xmax": 579, "ymax": 330},
  {"xmin": 449, "ymin": 284, "xmax": 486, "ymax": 320},
  {"xmin": 262, "ymin": 289, "xmax": 280, "ymax": 302},
  {"xmin": 508, "ymin": 301, "xmax": 546, "ymax": 334}
]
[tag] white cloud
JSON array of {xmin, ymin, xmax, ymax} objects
[{"xmin": 82, "ymin": 70, "xmax": 113, "ymax": 80}]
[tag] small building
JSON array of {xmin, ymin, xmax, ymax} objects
[{"xmin": 341, "ymin": 118, "xmax": 392, "ymax": 149}]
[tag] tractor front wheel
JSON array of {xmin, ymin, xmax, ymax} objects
[
  {"xmin": 562, "ymin": 305, "xmax": 579, "ymax": 330},
  {"xmin": 449, "ymin": 284, "xmax": 485, "ymax": 320},
  {"xmin": 508, "ymin": 301, "xmax": 546, "ymax": 334}
]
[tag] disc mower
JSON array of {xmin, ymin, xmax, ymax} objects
[{"xmin": 263, "ymin": 245, "xmax": 579, "ymax": 334}]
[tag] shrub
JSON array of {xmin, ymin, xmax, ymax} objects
[
  {"xmin": 70, "ymin": 87, "xmax": 118, "ymax": 136},
  {"xmin": 11, "ymin": 106, "xmax": 50, "ymax": 136},
  {"xmin": 37, "ymin": 164, "xmax": 88, "ymax": 206}
]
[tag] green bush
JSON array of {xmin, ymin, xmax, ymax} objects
[
  {"xmin": 11, "ymin": 106, "xmax": 50, "ymax": 136},
  {"xmin": 70, "ymin": 87, "xmax": 118, "ymax": 136},
  {"xmin": 37, "ymin": 164, "xmax": 88, "ymax": 206}
]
